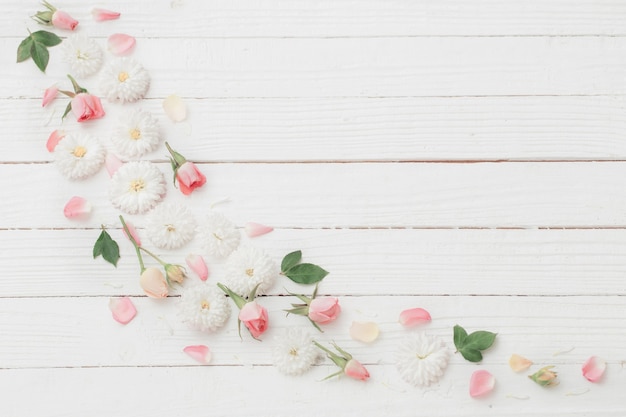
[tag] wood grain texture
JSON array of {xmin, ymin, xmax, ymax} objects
[
  {"xmin": 6, "ymin": 37, "xmax": 626, "ymax": 99},
  {"xmin": 0, "ymin": 162, "xmax": 624, "ymax": 229},
  {"xmin": 9, "ymin": 95, "xmax": 626, "ymax": 163},
  {"xmin": 2, "ymin": 228, "xmax": 626, "ymax": 297},
  {"xmin": 1, "ymin": 295, "xmax": 623, "ymax": 368},
  {"xmin": 4, "ymin": 0, "xmax": 626, "ymax": 37}
]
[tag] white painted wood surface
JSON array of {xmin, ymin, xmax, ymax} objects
[{"xmin": 1, "ymin": 1, "xmax": 625, "ymax": 416}]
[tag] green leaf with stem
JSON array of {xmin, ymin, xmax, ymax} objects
[
  {"xmin": 281, "ymin": 250, "xmax": 302, "ymax": 273},
  {"xmin": 284, "ymin": 263, "xmax": 328, "ymax": 285},
  {"xmin": 453, "ymin": 324, "xmax": 497, "ymax": 363},
  {"xmin": 92, "ymin": 228, "xmax": 120, "ymax": 267}
]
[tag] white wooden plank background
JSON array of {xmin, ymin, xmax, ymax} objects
[{"xmin": 1, "ymin": 1, "xmax": 625, "ymax": 416}]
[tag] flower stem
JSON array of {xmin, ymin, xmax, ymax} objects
[
  {"xmin": 119, "ymin": 215, "xmax": 145, "ymax": 273},
  {"xmin": 139, "ymin": 246, "xmax": 166, "ymax": 266}
]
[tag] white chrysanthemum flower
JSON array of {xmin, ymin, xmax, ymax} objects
[
  {"xmin": 111, "ymin": 109, "xmax": 160, "ymax": 159},
  {"xmin": 179, "ymin": 283, "xmax": 231, "ymax": 332},
  {"xmin": 223, "ymin": 246, "xmax": 278, "ymax": 296},
  {"xmin": 108, "ymin": 161, "xmax": 166, "ymax": 215},
  {"xmin": 395, "ymin": 333, "xmax": 450, "ymax": 387},
  {"xmin": 61, "ymin": 34, "xmax": 103, "ymax": 78},
  {"xmin": 145, "ymin": 203, "xmax": 196, "ymax": 250},
  {"xmin": 54, "ymin": 134, "xmax": 105, "ymax": 180},
  {"xmin": 197, "ymin": 212, "xmax": 241, "ymax": 258},
  {"xmin": 99, "ymin": 58, "xmax": 150, "ymax": 103},
  {"xmin": 272, "ymin": 328, "xmax": 320, "ymax": 376}
]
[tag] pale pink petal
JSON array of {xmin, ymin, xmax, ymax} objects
[
  {"xmin": 582, "ymin": 356, "xmax": 606, "ymax": 382},
  {"xmin": 42, "ymin": 85, "xmax": 58, "ymax": 107},
  {"xmin": 105, "ymin": 153, "xmax": 123, "ymax": 177},
  {"xmin": 163, "ymin": 95, "xmax": 187, "ymax": 122},
  {"xmin": 399, "ymin": 307, "xmax": 431, "ymax": 327},
  {"xmin": 349, "ymin": 321, "xmax": 380, "ymax": 343},
  {"xmin": 46, "ymin": 130, "xmax": 65, "ymax": 152},
  {"xmin": 245, "ymin": 222, "xmax": 274, "ymax": 238},
  {"xmin": 92, "ymin": 8, "xmax": 121, "ymax": 21},
  {"xmin": 108, "ymin": 33, "xmax": 136, "ymax": 56},
  {"xmin": 123, "ymin": 220, "xmax": 142, "ymax": 247},
  {"xmin": 63, "ymin": 196, "xmax": 92, "ymax": 218},
  {"xmin": 469, "ymin": 370, "xmax": 495, "ymax": 397},
  {"xmin": 183, "ymin": 345, "xmax": 212, "ymax": 364},
  {"xmin": 509, "ymin": 354, "xmax": 533, "ymax": 372},
  {"xmin": 185, "ymin": 253, "xmax": 209, "ymax": 281},
  {"xmin": 109, "ymin": 297, "xmax": 137, "ymax": 324}
]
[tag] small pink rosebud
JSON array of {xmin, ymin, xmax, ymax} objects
[
  {"xmin": 529, "ymin": 366, "xmax": 559, "ymax": 387},
  {"xmin": 185, "ymin": 254, "xmax": 209, "ymax": 281},
  {"xmin": 239, "ymin": 301, "xmax": 269, "ymax": 339},
  {"xmin": 105, "ymin": 153, "xmax": 124, "ymax": 177},
  {"xmin": 108, "ymin": 297, "xmax": 137, "ymax": 325},
  {"xmin": 165, "ymin": 264, "xmax": 186, "ymax": 284},
  {"xmin": 245, "ymin": 222, "xmax": 274, "ymax": 238},
  {"xmin": 51, "ymin": 10, "xmax": 79, "ymax": 30},
  {"xmin": 399, "ymin": 307, "xmax": 431, "ymax": 327},
  {"xmin": 582, "ymin": 356, "xmax": 606, "ymax": 382},
  {"xmin": 308, "ymin": 297, "xmax": 341, "ymax": 324},
  {"xmin": 42, "ymin": 85, "xmax": 58, "ymax": 107},
  {"xmin": 63, "ymin": 196, "xmax": 92, "ymax": 219},
  {"xmin": 122, "ymin": 220, "xmax": 141, "ymax": 247},
  {"xmin": 46, "ymin": 130, "xmax": 65, "ymax": 152},
  {"xmin": 183, "ymin": 345, "xmax": 211, "ymax": 364},
  {"xmin": 71, "ymin": 93, "xmax": 105, "ymax": 122},
  {"xmin": 139, "ymin": 267, "xmax": 168, "ymax": 298},
  {"xmin": 92, "ymin": 8, "xmax": 121, "ymax": 21},
  {"xmin": 108, "ymin": 33, "xmax": 136, "ymax": 56},
  {"xmin": 176, "ymin": 161, "xmax": 206, "ymax": 195},
  {"xmin": 344, "ymin": 359, "xmax": 370, "ymax": 381},
  {"xmin": 469, "ymin": 370, "xmax": 495, "ymax": 397}
]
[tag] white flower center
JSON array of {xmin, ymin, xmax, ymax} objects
[
  {"xmin": 245, "ymin": 268, "xmax": 254, "ymax": 277},
  {"xmin": 75, "ymin": 49, "xmax": 89, "ymax": 60},
  {"xmin": 129, "ymin": 179, "xmax": 145, "ymax": 192},
  {"xmin": 289, "ymin": 348, "xmax": 299, "ymax": 356},
  {"xmin": 200, "ymin": 300, "xmax": 210, "ymax": 310},
  {"xmin": 129, "ymin": 128, "xmax": 141, "ymax": 140},
  {"xmin": 118, "ymin": 72, "xmax": 129, "ymax": 82},
  {"xmin": 212, "ymin": 233, "xmax": 223, "ymax": 241},
  {"xmin": 72, "ymin": 146, "xmax": 87, "ymax": 158}
]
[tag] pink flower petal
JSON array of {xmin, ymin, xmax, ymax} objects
[
  {"xmin": 245, "ymin": 222, "xmax": 274, "ymax": 238},
  {"xmin": 108, "ymin": 33, "xmax": 136, "ymax": 56},
  {"xmin": 185, "ymin": 253, "xmax": 209, "ymax": 281},
  {"xmin": 582, "ymin": 356, "xmax": 606, "ymax": 382},
  {"xmin": 105, "ymin": 153, "xmax": 123, "ymax": 177},
  {"xmin": 122, "ymin": 220, "xmax": 141, "ymax": 247},
  {"xmin": 163, "ymin": 95, "xmax": 187, "ymax": 122},
  {"xmin": 109, "ymin": 297, "xmax": 137, "ymax": 324},
  {"xmin": 509, "ymin": 354, "xmax": 533, "ymax": 372},
  {"xmin": 399, "ymin": 307, "xmax": 431, "ymax": 327},
  {"xmin": 183, "ymin": 345, "xmax": 212, "ymax": 364},
  {"xmin": 92, "ymin": 8, "xmax": 121, "ymax": 21},
  {"xmin": 469, "ymin": 370, "xmax": 495, "ymax": 397},
  {"xmin": 42, "ymin": 85, "xmax": 58, "ymax": 107},
  {"xmin": 63, "ymin": 196, "xmax": 92, "ymax": 218},
  {"xmin": 349, "ymin": 321, "xmax": 380, "ymax": 343},
  {"xmin": 46, "ymin": 130, "xmax": 65, "ymax": 152}
]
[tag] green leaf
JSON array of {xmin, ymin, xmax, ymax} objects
[
  {"xmin": 16, "ymin": 36, "xmax": 33, "ymax": 63},
  {"xmin": 284, "ymin": 263, "xmax": 329, "ymax": 285},
  {"xmin": 464, "ymin": 331, "xmax": 497, "ymax": 351},
  {"xmin": 30, "ymin": 30, "xmax": 61, "ymax": 47},
  {"xmin": 30, "ymin": 41, "xmax": 49, "ymax": 72},
  {"xmin": 281, "ymin": 250, "xmax": 302, "ymax": 273},
  {"xmin": 453, "ymin": 324, "xmax": 468, "ymax": 351},
  {"xmin": 459, "ymin": 348, "xmax": 483, "ymax": 363},
  {"xmin": 61, "ymin": 102, "xmax": 72, "ymax": 119},
  {"xmin": 92, "ymin": 230, "xmax": 120, "ymax": 267}
]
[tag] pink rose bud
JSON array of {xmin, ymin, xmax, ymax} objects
[
  {"xmin": 176, "ymin": 161, "xmax": 206, "ymax": 195},
  {"xmin": 71, "ymin": 93, "xmax": 105, "ymax": 122},
  {"xmin": 122, "ymin": 220, "xmax": 141, "ymax": 247},
  {"xmin": 92, "ymin": 8, "xmax": 121, "ymax": 21},
  {"xmin": 109, "ymin": 297, "xmax": 137, "ymax": 325},
  {"xmin": 46, "ymin": 129, "xmax": 65, "ymax": 152},
  {"xmin": 344, "ymin": 359, "xmax": 370, "ymax": 381},
  {"xmin": 165, "ymin": 264, "xmax": 186, "ymax": 284},
  {"xmin": 42, "ymin": 85, "xmax": 58, "ymax": 107},
  {"xmin": 63, "ymin": 196, "xmax": 92, "ymax": 218},
  {"xmin": 105, "ymin": 153, "xmax": 124, "ymax": 177},
  {"xmin": 139, "ymin": 267, "xmax": 168, "ymax": 298},
  {"xmin": 239, "ymin": 301, "xmax": 269, "ymax": 339},
  {"xmin": 308, "ymin": 297, "xmax": 341, "ymax": 324},
  {"xmin": 469, "ymin": 370, "xmax": 495, "ymax": 397},
  {"xmin": 582, "ymin": 356, "xmax": 606, "ymax": 382},
  {"xmin": 51, "ymin": 10, "xmax": 79, "ymax": 30},
  {"xmin": 108, "ymin": 33, "xmax": 136, "ymax": 56},
  {"xmin": 185, "ymin": 254, "xmax": 209, "ymax": 281},
  {"xmin": 399, "ymin": 307, "xmax": 432, "ymax": 327}
]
